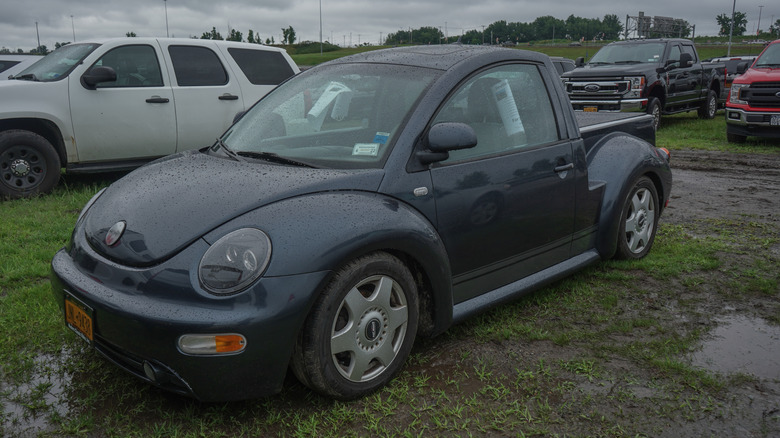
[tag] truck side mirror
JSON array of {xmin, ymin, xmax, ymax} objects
[
  {"xmin": 679, "ymin": 53, "xmax": 693, "ymax": 68},
  {"xmin": 81, "ymin": 66, "xmax": 118, "ymax": 90},
  {"xmin": 736, "ymin": 61, "xmax": 748, "ymax": 74},
  {"xmin": 416, "ymin": 122, "xmax": 477, "ymax": 165},
  {"xmin": 575, "ymin": 57, "xmax": 585, "ymax": 67}
]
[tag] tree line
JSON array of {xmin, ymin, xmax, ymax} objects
[{"xmin": 385, "ymin": 15, "xmax": 625, "ymax": 46}]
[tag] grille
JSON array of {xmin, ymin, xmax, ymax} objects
[
  {"xmin": 744, "ymin": 82, "xmax": 780, "ymax": 108},
  {"xmin": 567, "ymin": 79, "xmax": 630, "ymax": 97}
]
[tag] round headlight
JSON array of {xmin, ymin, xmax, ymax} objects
[{"xmin": 199, "ymin": 228, "xmax": 271, "ymax": 295}]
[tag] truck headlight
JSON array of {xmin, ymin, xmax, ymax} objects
[
  {"xmin": 625, "ymin": 76, "xmax": 645, "ymax": 98},
  {"xmin": 199, "ymin": 228, "xmax": 271, "ymax": 295},
  {"xmin": 729, "ymin": 83, "xmax": 748, "ymax": 105}
]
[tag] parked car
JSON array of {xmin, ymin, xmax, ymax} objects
[
  {"xmin": 725, "ymin": 39, "xmax": 780, "ymax": 143},
  {"xmin": 550, "ymin": 56, "xmax": 576, "ymax": 76},
  {"xmin": 51, "ymin": 45, "xmax": 672, "ymax": 402},
  {"xmin": 561, "ymin": 38, "xmax": 727, "ymax": 130},
  {"xmin": 0, "ymin": 54, "xmax": 41, "ymax": 80},
  {"xmin": 0, "ymin": 38, "xmax": 298, "ymax": 199}
]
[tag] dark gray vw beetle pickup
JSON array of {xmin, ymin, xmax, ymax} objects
[{"xmin": 51, "ymin": 45, "xmax": 671, "ymax": 401}]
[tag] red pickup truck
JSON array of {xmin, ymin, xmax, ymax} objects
[{"xmin": 725, "ymin": 39, "xmax": 780, "ymax": 143}]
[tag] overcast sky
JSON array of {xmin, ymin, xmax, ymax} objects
[{"xmin": 1, "ymin": 0, "xmax": 777, "ymax": 52}]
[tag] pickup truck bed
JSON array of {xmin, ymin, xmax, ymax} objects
[{"xmin": 576, "ymin": 111, "xmax": 656, "ymax": 152}]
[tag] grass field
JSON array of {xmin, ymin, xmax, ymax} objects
[{"xmin": 1, "ymin": 48, "xmax": 779, "ymax": 435}]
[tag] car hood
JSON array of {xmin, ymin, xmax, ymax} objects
[
  {"xmin": 562, "ymin": 63, "xmax": 657, "ymax": 78},
  {"xmin": 83, "ymin": 150, "xmax": 385, "ymax": 266},
  {"xmin": 734, "ymin": 66, "xmax": 780, "ymax": 84}
]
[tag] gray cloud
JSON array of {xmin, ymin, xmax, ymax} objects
[{"xmin": 1, "ymin": 0, "xmax": 776, "ymax": 52}]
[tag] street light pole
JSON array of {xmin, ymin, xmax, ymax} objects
[
  {"xmin": 319, "ymin": 0, "xmax": 322, "ymax": 55},
  {"xmin": 727, "ymin": 0, "xmax": 736, "ymax": 56},
  {"xmin": 71, "ymin": 15, "xmax": 76, "ymax": 41},
  {"xmin": 164, "ymin": 0, "xmax": 169, "ymax": 38},
  {"xmin": 757, "ymin": 5, "xmax": 764, "ymax": 37}
]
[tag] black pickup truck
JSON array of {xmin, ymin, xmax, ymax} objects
[{"xmin": 561, "ymin": 38, "xmax": 727, "ymax": 130}]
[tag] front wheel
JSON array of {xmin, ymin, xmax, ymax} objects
[
  {"xmin": 646, "ymin": 98, "xmax": 661, "ymax": 131},
  {"xmin": 291, "ymin": 252, "xmax": 419, "ymax": 400},
  {"xmin": 0, "ymin": 130, "xmax": 61, "ymax": 200},
  {"xmin": 615, "ymin": 176, "xmax": 659, "ymax": 260},
  {"xmin": 698, "ymin": 89, "xmax": 718, "ymax": 119}
]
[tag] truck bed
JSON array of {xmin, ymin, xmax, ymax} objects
[{"xmin": 576, "ymin": 111, "xmax": 656, "ymax": 152}]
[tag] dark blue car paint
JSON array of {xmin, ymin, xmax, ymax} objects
[{"xmin": 51, "ymin": 45, "xmax": 671, "ymax": 401}]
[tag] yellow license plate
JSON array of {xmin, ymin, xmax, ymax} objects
[
  {"xmin": 65, "ymin": 294, "xmax": 93, "ymax": 343},
  {"xmin": 583, "ymin": 106, "xmax": 598, "ymax": 113}
]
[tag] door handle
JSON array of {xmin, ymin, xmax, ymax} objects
[
  {"xmin": 219, "ymin": 94, "xmax": 239, "ymax": 101},
  {"xmin": 554, "ymin": 163, "xmax": 574, "ymax": 173},
  {"xmin": 145, "ymin": 96, "xmax": 170, "ymax": 103}
]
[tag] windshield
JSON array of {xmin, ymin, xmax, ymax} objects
[
  {"xmin": 754, "ymin": 43, "xmax": 780, "ymax": 68},
  {"xmin": 14, "ymin": 43, "xmax": 100, "ymax": 81},
  {"xmin": 220, "ymin": 63, "xmax": 439, "ymax": 169},
  {"xmin": 589, "ymin": 43, "xmax": 666, "ymax": 65}
]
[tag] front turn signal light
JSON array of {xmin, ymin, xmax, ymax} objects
[{"xmin": 178, "ymin": 334, "xmax": 246, "ymax": 355}]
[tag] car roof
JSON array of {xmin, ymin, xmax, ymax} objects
[
  {"xmin": 325, "ymin": 44, "xmax": 550, "ymax": 71},
  {"xmin": 64, "ymin": 37, "xmax": 289, "ymax": 53}
]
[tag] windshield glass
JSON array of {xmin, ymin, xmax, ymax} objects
[
  {"xmin": 589, "ymin": 43, "xmax": 666, "ymax": 64},
  {"xmin": 754, "ymin": 43, "xmax": 780, "ymax": 68},
  {"xmin": 14, "ymin": 43, "xmax": 100, "ymax": 81},
  {"xmin": 220, "ymin": 63, "xmax": 439, "ymax": 169}
]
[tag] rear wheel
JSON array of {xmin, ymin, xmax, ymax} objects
[
  {"xmin": 615, "ymin": 176, "xmax": 659, "ymax": 260},
  {"xmin": 291, "ymin": 252, "xmax": 418, "ymax": 400},
  {"xmin": 698, "ymin": 89, "xmax": 718, "ymax": 119},
  {"xmin": 0, "ymin": 130, "xmax": 61, "ymax": 199}
]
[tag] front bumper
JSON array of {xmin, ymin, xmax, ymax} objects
[
  {"xmin": 725, "ymin": 108, "xmax": 780, "ymax": 139},
  {"xmin": 570, "ymin": 98, "xmax": 648, "ymax": 113},
  {"xmin": 50, "ymin": 240, "xmax": 328, "ymax": 402}
]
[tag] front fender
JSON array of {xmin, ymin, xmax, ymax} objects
[
  {"xmin": 206, "ymin": 191, "xmax": 454, "ymax": 334},
  {"xmin": 586, "ymin": 133, "xmax": 672, "ymax": 259}
]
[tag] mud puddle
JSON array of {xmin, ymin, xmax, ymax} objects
[{"xmin": 690, "ymin": 314, "xmax": 780, "ymax": 380}]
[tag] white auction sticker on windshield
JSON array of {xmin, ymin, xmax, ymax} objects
[{"xmin": 353, "ymin": 143, "xmax": 379, "ymax": 156}]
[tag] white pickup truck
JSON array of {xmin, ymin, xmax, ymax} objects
[{"xmin": 0, "ymin": 38, "xmax": 299, "ymax": 199}]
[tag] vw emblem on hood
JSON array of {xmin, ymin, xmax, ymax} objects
[
  {"xmin": 584, "ymin": 84, "xmax": 601, "ymax": 92},
  {"xmin": 105, "ymin": 221, "xmax": 126, "ymax": 247},
  {"xmin": 776, "ymin": 91, "xmax": 780, "ymax": 98}
]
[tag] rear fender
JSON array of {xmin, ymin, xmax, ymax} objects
[{"xmin": 586, "ymin": 133, "xmax": 672, "ymax": 259}]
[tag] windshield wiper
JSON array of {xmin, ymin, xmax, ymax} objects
[
  {"xmin": 588, "ymin": 61, "xmax": 613, "ymax": 65},
  {"xmin": 614, "ymin": 60, "xmax": 642, "ymax": 64},
  {"xmin": 214, "ymin": 138, "xmax": 244, "ymax": 162},
  {"xmin": 236, "ymin": 151, "xmax": 317, "ymax": 168},
  {"xmin": 755, "ymin": 63, "xmax": 780, "ymax": 68},
  {"xmin": 12, "ymin": 73, "xmax": 38, "ymax": 81}
]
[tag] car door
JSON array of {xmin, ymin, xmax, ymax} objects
[
  {"xmin": 665, "ymin": 43, "xmax": 700, "ymax": 106},
  {"xmin": 428, "ymin": 63, "xmax": 576, "ymax": 304},
  {"xmin": 160, "ymin": 42, "xmax": 245, "ymax": 152},
  {"xmin": 69, "ymin": 43, "xmax": 177, "ymax": 162}
]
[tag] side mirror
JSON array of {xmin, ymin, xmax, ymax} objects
[
  {"xmin": 428, "ymin": 122, "xmax": 477, "ymax": 152},
  {"xmin": 81, "ymin": 66, "xmax": 117, "ymax": 89},
  {"xmin": 575, "ymin": 57, "xmax": 585, "ymax": 67},
  {"xmin": 736, "ymin": 61, "xmax": 748, "ymax": 74},
  {"xmin": 679, "ymin": 53, "xmax": 693, "ymax": 68},
  {"xmin": 417, "ymin": 122, "xmax": 478, "ymax": 165}
]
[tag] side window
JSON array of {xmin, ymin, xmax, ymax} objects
[
  {"xmin": 432, "ymin": 64, "xmax": 559, "ymax": 163},
  {"xmin": 168, "ymin": 46, "xmax": 228, "ymax": 86},
  {"xmin": 90, "ymin": 45, "xmax": 163, "ymax": 88},
  {"xmin": 681, "ymin": 44, "xmax": 697, "ymax": 63},
  {"xmin": 227, "ymin": 48, "xmax": 295, "ymax": 85},
  {"xmin": 668, "ymin": 45, "xmax": 682, "ymax": 65}
]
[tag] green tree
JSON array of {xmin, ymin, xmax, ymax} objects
[
  {"xmin": 247, "ymin": 29, "xmax": 261, "ymax": 44},
  {"xmin": 227, "ymin": 29, "xmax": 243, "ymax": 42},
  {"xmin": 717, "ymin": 12, "xmax": 747, "ymax": 36},
  {"xmin": 54, "ymin": 42, "xmax": 71, "ymax": 49},
  {"xmin": 30, "ymin": 45, "xmax": 48, "ymax": 55},
  {"xmin": 281, "ymin": 26, "xmax": 296, "ymax": 45},
  {"xmin": 126, "ymin": 31, "xmax": 137, "ymax": 37},
  {"xmin": 201, "ymin": 27, "xmax": 223, "ymax": 40},
  {"xmin": 601, "ymin": 14, "xmax": 623, "ymax": 40}
]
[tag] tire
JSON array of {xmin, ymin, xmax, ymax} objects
[
  {"xmin": 646, "ymin": 97, "xmax": 661, "ymax": 131},
  {"xmin": 726, "ymin": 132, "xmax": 747, "ymax": 143},
  {"xmin": 0, "ymin": 130, "xmax": 61, "ymax": 200},
  {"xmin": 291, "ymin": 252, "xmax": 419, "ymax": 400},
  {"xmin": 698, "ymin": 89, "xmax": 718, "ymax": 119},
  {"xmin": 615, "ymin": 176, "xmax": 659, "ymax": 260}
]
